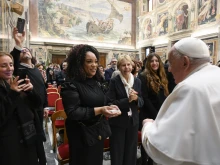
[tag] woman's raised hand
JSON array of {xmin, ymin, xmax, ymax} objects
[{"xmin": 10, "ymin": 76, "xmax": 33, "ymax": 92}]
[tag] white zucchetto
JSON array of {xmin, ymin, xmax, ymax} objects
[{"xmin": 174, "ymin": 37, "xmax": 210, "ymax": 58}]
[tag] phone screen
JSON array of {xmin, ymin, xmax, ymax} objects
[
  {"xmin": 17, "ymin": 18, "xmax": 25, "ymax": 33},
  {"xmin": 17, "ymin": 68, "xmax": 27, "ymax": 84}
]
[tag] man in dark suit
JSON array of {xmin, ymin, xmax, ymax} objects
[
  {"xmin": 11, "ymin": 27, "xmax": 48, "ymax": 165},
  {"xmin": 104, "ymin": 58, "xmax": 117, "ymax": 82},
  {"xmin": 57, "ymin": 61, "xmax": 68, "ymax": 86}
]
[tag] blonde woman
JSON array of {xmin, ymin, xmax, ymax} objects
[
  {"xmin": 106, "ymin": 55, "xmax": 143, "ymax": 165},
  {"xmin": 0, "ymin": 52, "xmax": 43, "ymax": 165}
]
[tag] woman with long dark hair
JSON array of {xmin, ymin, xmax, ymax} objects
[{"xmin": 138, "ymin": 53, "xmax": 169, "ymax": 165}]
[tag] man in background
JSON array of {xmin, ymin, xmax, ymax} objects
[
  {"xmin": 104, "ymin": 57, "xmax": 117, "ymax": 82},
  {"xmin": 11, "ymin": 27, "xmax": 48, "ymax": 165},
  {"xmin": 57, "ymin": 61, "xmax": 68, "ymax": 86},
  {"xmin": 142, "ymin": 37, "xmax": 220, "ymax": 165}
]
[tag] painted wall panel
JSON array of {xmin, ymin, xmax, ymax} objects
[{"xmin": 37, "ymin": 0, "xmax": 132, "ymax": 46}]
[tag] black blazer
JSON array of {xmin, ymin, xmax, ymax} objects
[
  {"xmin": 104, "ymin": 68, "xmax": 115, "ymax": 82},
  {"xmin": 106, "ymin": 75, "xmax": 143, "ymax": 128}
]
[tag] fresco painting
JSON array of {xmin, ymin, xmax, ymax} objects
[
  {"xmin": 156, "ymin": 12, "xmax": 168, "ymax": 36},
  {"xmin": 157, "ymin": 0, "xmax": 166, "ymax": 7},
  {"xmin": 143, "ymin": 18, "xmax": 152, "ymax": 39},
  {"xmin": 206, "ymin": 42, "xmax": 215, "ymax": 64},
  {"xmin": 198, "ymin": 0, "xmax": 217, "ymax": 25},
  {"xmin": 0, "ymin": 2, "xmax": 2, "ymax": 33},
  {"xmin": 158, "ymin": 0, "xmax": 166, "ymax": 4},
  {"xmin": 155, "ymin": 47, "xmax": 167, "ymax": 63},
  {"xmin": 38, "ymin": 0, "xmax": 132, "ymax": 45},
  {"xmin": 174, "ymin": 4, "xmax": 188, "ymax": 32}
]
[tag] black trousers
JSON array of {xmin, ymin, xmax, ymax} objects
[
  {"xmin": 110, "ymin": 119, "xmax": 138, "ymax": 165},
  {"xmin": 141, "ymin": 145, "xmax": 153, "ymax": 165},
  {"xmin": 36, "ymin": 140, "xmax": 46, "ymax": 165}
]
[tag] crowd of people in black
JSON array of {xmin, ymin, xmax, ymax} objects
[{"xmin": 0, "ymin": 26, "xmax": 175, "ymax": 165}]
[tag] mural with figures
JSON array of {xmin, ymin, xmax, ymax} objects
[
  {"xmin": 157, "ymin": 0, "xmax": 166, "ymax": 7},
  {"xmin": 198, "ymin": 0, "xmax": 217, "ymax": 25},
  {"xmin": 38, "ymin": 0, "xmax": 132, "ymax": 45},
  {"xmin": 157, "ymin": 12, "xmax": 168, "ymax": 36},
  {"xmin": 174, "ymin": 4, "xmax": 189, "ymax": 32},
  {"xmin": 155, "ymin": 47, "xmax": 167, "ymax": 63},
  {"xmin": 142, "ymin": 18, "xmax": 152, "ymax": 39},
  {"xmin": 205, "ymin": 41, "xmax": 216, "ymax": 64},
  {"xmin": 158, "ymin": 0, "xmax": 166, "ymax": 3}
]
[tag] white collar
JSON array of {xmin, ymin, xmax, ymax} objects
[{"xmin": 20, "ymin": 63, "xmax": 34, "ymax": 68}]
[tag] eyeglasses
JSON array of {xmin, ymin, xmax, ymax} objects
[{"xmin": 21, "ymin": 48, "xmax": 30, "ymax": 53}]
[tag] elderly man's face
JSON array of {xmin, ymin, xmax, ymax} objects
[
  {"xmin": 111, "ymin": 60, "xmax": 117, "ymax": 66},
  {"xmin": 168, "ymin": 49, "xmax": 185, "ymax": 84},
  {"xmin": 111, "ymin": 59, "xmax": 117, "ymax": 69},
  {"xmin": 62, "ymin": 62, "xmax": 68, "ymax": 70}
]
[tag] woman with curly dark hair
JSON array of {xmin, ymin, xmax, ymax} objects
[
  {"xmin": 138, "ymin": 53, "xmax": 169, "ymax": 165},
  {"xmin": 61, "ymin": 44, "xmax": 121, "ymax": 165}
]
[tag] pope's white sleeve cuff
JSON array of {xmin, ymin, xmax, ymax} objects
[{"xmin": 141, "ymin": 122, "xmax": 153, "ymax": 144}]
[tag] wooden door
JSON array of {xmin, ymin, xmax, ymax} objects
[
  {"xmin": 52, "ymin": 55, "xmax": 66, "ymax": 65},
  {"xmin": 99, "ymin": 53, "xmax": 106, "ymax": 68}
]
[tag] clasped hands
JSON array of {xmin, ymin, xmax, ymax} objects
[
  {"xmin": 10, "ymin": 76, "xmax": 33, "ymax": 92},
  {"xmin": 102, "ymin": 105, "xmax": 121, "ymax": 118},
  {"xmin": 129, "ymin": 88, "xmax": 138, "ymax": 102}
]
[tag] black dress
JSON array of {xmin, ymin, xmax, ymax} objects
[
  {"xmin": 0, "ymin": 81, "xmax": 42, "ymax": 165},
  {"xmin": 61, "ymin": 78, "xmax": 106, "ymax": 165},
  {"xmin": 138, "ymin": 73, "xmax": 167, "ymax": 121},
  {"xmin": 138, "ymin": 73, "xmax": 167, "ymax": 165}
]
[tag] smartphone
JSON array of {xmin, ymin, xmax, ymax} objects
[
  {"xmin": 16, "ymin": 18, "xmax": 25, "ymax": 33},
  {"xmin": 17, "ymin": 68, "xmax": 27, "ymax": 84}
]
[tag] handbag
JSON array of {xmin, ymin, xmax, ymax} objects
[
  {"xmin": 79, "ymin": 115, "xmax": 111, "ymax": 146},
  {"xmin": 97, "ymin": 81, "xmax": 109, "ymax": 94}
]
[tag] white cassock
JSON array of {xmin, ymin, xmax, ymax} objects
[{"xmin": 142, "ymin": 63, "xmax": 220, "ymax": 165}]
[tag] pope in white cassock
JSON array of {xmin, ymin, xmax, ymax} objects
[{"xmin": 141, "ymin": 37, "xmax": 220, "ymax": 165}]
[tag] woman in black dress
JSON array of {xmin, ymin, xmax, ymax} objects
[
  {"xmin": 61, "ymin": 45, "xmax": 121, "ymax": 165},
  {"xmin": 138, "ymin": 53, "xmax": 169, "ymax": 165},
  {"xmin": 0, "ymin": 52, "xmax": 43, "ymax": 165}
]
